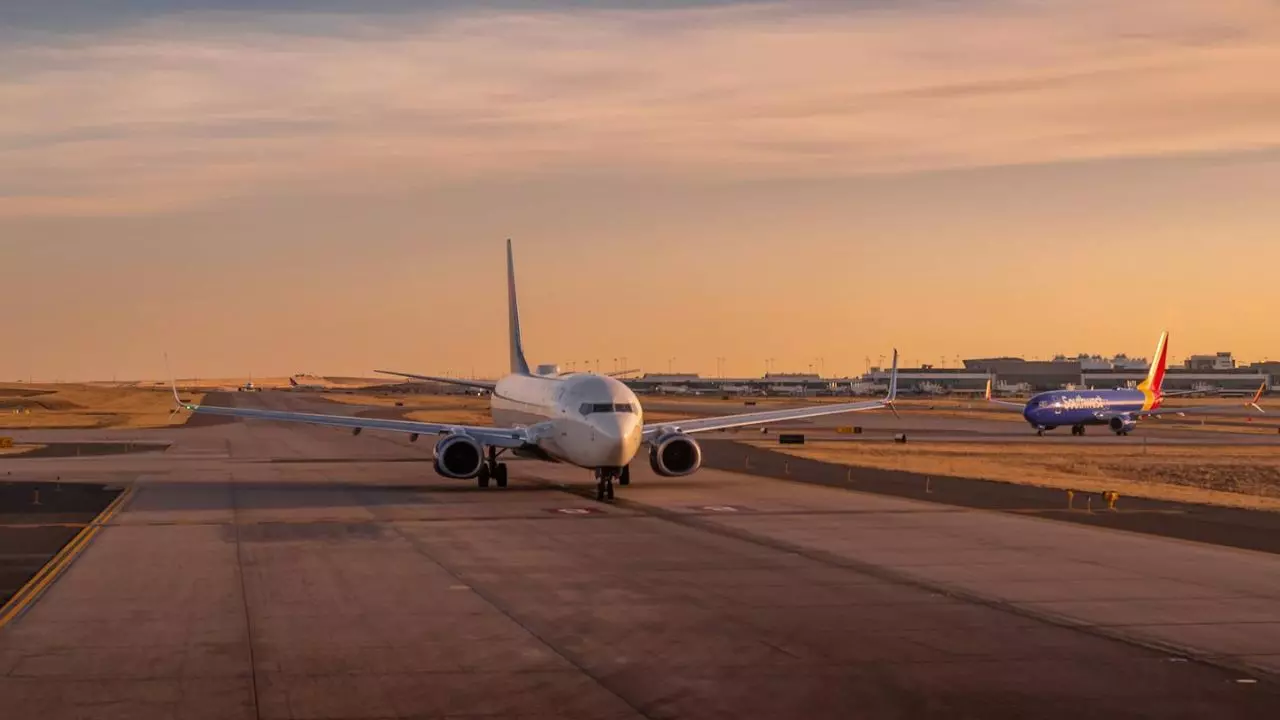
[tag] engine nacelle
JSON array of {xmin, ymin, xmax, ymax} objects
[
  {"xmin": 432, "ymin": 434, "xmax": 485, "ymax": 479},
  {"xmin": 648, "ymin": 433, "xmax": 703, "ymax": 477},
  {"xmin": 1109, "ymin": 416, "xmax": 1137, "ymax": 435}
]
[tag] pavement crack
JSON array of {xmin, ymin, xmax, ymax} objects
[
  {"xmin": 355, "ymin": 487, "xmax": 659, "ymax": 720},
  {"xmin": 230, "ymin": 474, "xmax": 263, "ymax": 720}
]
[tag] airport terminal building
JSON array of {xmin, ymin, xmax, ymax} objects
[{"xmin": 621, "ymin": 355, "xmax": 1274, "ymax": 398}]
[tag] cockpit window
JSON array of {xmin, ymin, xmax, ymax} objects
[{"xmin": 580, "ymin": 403, "xmax": 625, "ymax": 415}]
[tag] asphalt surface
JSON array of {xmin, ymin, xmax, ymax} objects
[
  {"xmin": 0, "ymin": 482, "xmax": 120, "ymax": 606},
  {"xmin": 701, "ymin": 441, "xmax": 1280, "ymax": 555},
  {"xmin": 0, "ymin": 442, "xmax": 171, "ymax": 459},
  {"xmin": 0, "ymin": 391, "xmax": 1276, "ymax": 718}
]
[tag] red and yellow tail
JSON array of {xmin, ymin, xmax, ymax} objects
[{"xmin": 1136, "ymin": 330, "xmax": 1169, "ymax": 410}]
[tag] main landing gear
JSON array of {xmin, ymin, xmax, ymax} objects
[
  {"xmin": 477, "ymin": 447, "xmax": 509, "ymax": 489},
  {"xmin": 595, "ymin": 467, "xmax": 625, "ymax": 501},
  {"xmin": 1070, "ymin": 425, "xmax": 1086, "ymax": 436}
]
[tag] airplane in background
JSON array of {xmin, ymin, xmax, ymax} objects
[
  {"xmin": 174, "ymin": 240, "xmax": 900, "ymax": 501},
  {"xmin": 985, "ymin": 331, "xmax": 1265, "ymax": 436},
  {"xmin": 287, "ymin": 374, "xmax": 335, "ymax": 392}
]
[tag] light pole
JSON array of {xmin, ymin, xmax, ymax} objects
[{"xmin": 613, "ymin": 357, "xmax": 618, "ymax": 372}]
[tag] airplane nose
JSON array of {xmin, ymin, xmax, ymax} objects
[{"xmin": 589, "ymin": 415, "xmax": 641, "ymax": 464}]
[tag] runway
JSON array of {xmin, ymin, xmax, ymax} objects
[{"xmin": 0, "ymin": 392, "xmax": 1278, "ymax": 718}]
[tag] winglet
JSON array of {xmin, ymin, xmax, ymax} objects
[
  {"xmin": 885, "ymin": 349, "xmax": 900, "ymax": 418},
  {"xmin": 885, "ymin": 349, "xmax": 899, "ymax": 402},
  {"xmin": 165, "ymin": 353, "xmax": 188, "ymax": 409},
  {"xmin": 1250, "ymin": 382, "xmax": 1266, "ymax": 414}
]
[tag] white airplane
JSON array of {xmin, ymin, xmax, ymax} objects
[{"xmin": 173, "ymin": 240, "xmax": 899, "ymax": 501}]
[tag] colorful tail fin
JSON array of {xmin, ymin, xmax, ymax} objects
[
  {"xmin": 506, "ymin": 239, "xmax": 531, "ymax": 375},
  {"xmin": 1136, "ymin": 330, "xmax": 1169, "ymax": 395}
]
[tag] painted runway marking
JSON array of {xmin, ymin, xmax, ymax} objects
[{"xmin": 0, "ymin": 485, "xmax": 135, "ymax": 631}]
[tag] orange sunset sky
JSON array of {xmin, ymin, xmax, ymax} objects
[{"xmin": 2, "ymin": 1, "xmax": 1278, "ymax": 381}]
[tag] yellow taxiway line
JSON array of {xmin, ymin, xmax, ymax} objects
[{"xmin": 0, "ymin": 485, "xmax": 136, "ymax": 631}]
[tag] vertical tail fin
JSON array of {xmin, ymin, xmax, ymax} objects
[
  {"xmin": 1137, "ymin": 330, "xmax": 1169, "ymax": 394},
  {"xmin": 506, "ymin": 239, "xmax": 531, "ymax": 375}
]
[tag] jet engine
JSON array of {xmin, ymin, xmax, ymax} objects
[
  {"xmin": 1109, "ymin": 416, "xmax": 1137, "ymax": 435},
  {"xmin": 432, "ymin": 434, "xmax": 485, "ymax": 479},
  {"xmin": 648, "ymin": 433, "xmax": 702, "ymax": 477}
]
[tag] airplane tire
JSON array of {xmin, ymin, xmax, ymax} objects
[
  {"xmin": 495, "ymin": 463, "xmax": 508, "ymax": 488},
  {"xmin": 619, "ymin": 466, "xmax": 630, "ymax": 486},
  {"xmin": 477, "ymin": 464, "xmax": 490, "ymax": 488}
]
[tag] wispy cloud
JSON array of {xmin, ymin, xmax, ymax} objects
[{"xmin": 1, "ymin": 0, "xmax": 1277, "ymax": 216}]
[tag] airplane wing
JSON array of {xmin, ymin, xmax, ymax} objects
[
  {"xmin": 642, "ymin": 349, "xmax": 899, "ymax": 438},
  {"xmin": 375, "ymin": 370, "xmax": 497, "ymax": 391},
  {"xmin": 983, "ymin": 379, "xmax": 1026, "ymax": 409},
  {"xmin": 170, "ymin": 382, "xmax": 527, "ymax": 448},
  {"xmin": 607, "ymin": 368, "xmax": 641, "ymax": 378},
  {"xmin": 1137, "ymin": 384, "xmax": 1266, "ymax": 419}
]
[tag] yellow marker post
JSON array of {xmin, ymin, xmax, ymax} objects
[{"xmin": 1066, "ymin": 490, "xmax": 1074, "ymax": 510}]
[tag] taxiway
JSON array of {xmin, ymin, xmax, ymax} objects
[{"xmin": 0, "ymin": 392, "xmax": 1277, "ymax": 718}]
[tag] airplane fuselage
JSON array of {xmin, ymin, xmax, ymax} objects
[
  {"xmin": 491, "ymin": 372, "xmax": 643, "ymax": 469},
  {"xmin": 1022, "ymin": 389, "xmax": 1157, "ymax": 429}
]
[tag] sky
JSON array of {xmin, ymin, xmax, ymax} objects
[{"xmin": 2, "ymin": 0, "xmax": 1278, "ymax": 381}]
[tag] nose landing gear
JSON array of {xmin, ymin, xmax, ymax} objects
[{"xmin": 595, "ymin": 467, "xmax": 622, "ymax": 501}]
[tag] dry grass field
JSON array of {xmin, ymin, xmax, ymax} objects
[
  {"xmin": 752, "ymin": 439, "xmax": 1280, "ymax": 511},
  {"xmin": 0, "ymin": 384, "xmax": 205, "ymax": 429},
  {"xmin": 324, "ymin": 393, "xmax": 495, "ymax": 425}
]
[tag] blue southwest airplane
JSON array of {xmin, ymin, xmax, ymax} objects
[{"xmin": 985, "ymin": 331, "xmax": 1265, "ymax": 436}]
